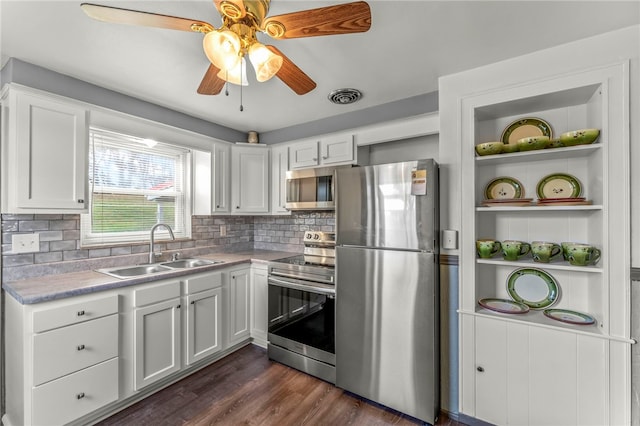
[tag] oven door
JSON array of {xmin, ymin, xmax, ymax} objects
[{"xmin": 267, "ymin": 274, "xmax": 336, "ymax": 380}]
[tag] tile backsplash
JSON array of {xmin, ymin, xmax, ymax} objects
[{"xmin": 1, "ymin": 211, "xmax": 334, "ymax": 282}]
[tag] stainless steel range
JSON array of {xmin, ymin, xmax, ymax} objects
[{"xmin": 267, "ymin": 231, "xmax": 336, "ymax": 383}]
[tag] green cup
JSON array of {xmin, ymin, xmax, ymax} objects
[
  {"xmin": 476, "ymin": 239, "xmax": 501, "ymax": 259},
  {"xmin": 501, "ymin": 240, "xmax": 531, "ymax": 261},
  {"xmin": 565, "ymin": 243, "xmax": 601, "ymax": 266},
  {"xmin": 531, "ymin": 241, "xmax": 562, "ymax": 263}
]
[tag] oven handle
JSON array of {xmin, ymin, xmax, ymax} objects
[
  {"xmin": 269, "ymin": 270, "xmax": 334, "ymax": 285},
  {"xmin": 268, "ymin": 276, "xmax": 336, "ymax": 296}
]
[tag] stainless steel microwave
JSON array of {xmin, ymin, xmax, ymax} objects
[{"xmin": 285, "ymin": 166, "xmax": 350, "ymax": 210}]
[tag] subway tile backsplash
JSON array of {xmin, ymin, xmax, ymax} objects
[{"xmin": 1, "ymin": 211, "xmax": 334, "ymax": 282}]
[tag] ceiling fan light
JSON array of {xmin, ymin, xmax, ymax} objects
[
  {"xmin": 216, "ymin": 57, "xmax": 249, "ymax": 86},
  {"xmin": 203, "ymin": 30, "xmax": 241, "ymax": 70},
  {"xmin": 248, "ymin": 43, "xmax": 283, "ymax": 82}
]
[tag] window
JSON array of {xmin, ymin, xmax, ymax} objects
[{"xmin": 81, "ymin": 128, "xmax": 191, "ymax": 246}]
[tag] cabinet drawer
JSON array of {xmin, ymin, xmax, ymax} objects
[
  {"xmin": 134, "ymin": 280, "xmax": 180, "ymax": 307},
  {"xmin": 32, "ymin": 358, "xmax": 118, "ymax": 426},
  {"xmin": 33, "ymin": 314, "xmax": 118, "ymax": 386},
  {"xmin": 184, "ymin": 272, "xmax": 222, "ymax": 294},
  {"xmin": 33, "ymin": 294, "xmax": 118, "ymax": 333}
]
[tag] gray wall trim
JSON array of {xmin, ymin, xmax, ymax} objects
[
  {"xmin": 0, "ymin": 58, "xmax": 244, "ymax": 142},
  {"xmin": 260, "ymin": 91, "xmax": 439, "ymax": 144},
  {"xmin": 631, "ymin": 268, "xmax": 640, "ymax": 281}
]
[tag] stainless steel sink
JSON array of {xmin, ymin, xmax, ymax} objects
[
  {"xmin": 160, "ymin": 258, "xmax": 222, "ymax": 269},
  {"xmin": 97, "ymin": 264, "xmax": 172, "ymax": 279},
  {"xmin": 97, "ymin": 258, "xmax": 222, "ymax": 279}
]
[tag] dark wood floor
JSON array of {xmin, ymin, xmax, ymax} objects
[{"xmin": 97, "ymin": 344, "xmax": 464, "ymax": 426}]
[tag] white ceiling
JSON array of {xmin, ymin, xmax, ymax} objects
[{"xmin": 1, "ymin": 1, "xmax": 639, "ymax": 134}]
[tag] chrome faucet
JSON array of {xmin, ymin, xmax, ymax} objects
[{"xmin": 149, "ymin": 223, "xmax": 175, "ymax": 264}]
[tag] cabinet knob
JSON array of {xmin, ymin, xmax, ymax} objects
[
  {"xmin": 313, "ymin": 158, "xmax": 317, "ymax": 162},
  {"xmin": 77, "ymin": 199, "xmax": 84, "ymax": 204},
  {"xmin": 477, "ymin": 366, "xmax": 484, "ymax": 372},
  {"xmin": 236, "ymin": 206, "xmax": 240, "ymax": 209},
  {"xmin": 216, "ymin": 205, "xmax": 220, "ymax": 208},
  {"xmin": 176, "ymin": 304, "xmax": 181, "ymax": 309},
  {"xmin": 76, "ymin": 392, "xmax": 85, "ymax": 400},
  {"xmin": 77, "ymin": 344, "xmax": 85, "ymax": 351},
  {"xmin": 77, "ymin": 310, "xmax": 85, "ymax": 316},
  {"xmin": 322, "ymin": 156, "xmax": 328, "ymax": 160},
  {"xmin": 190, "ymin": 301, "xmax": 195, "ymax": 305}
]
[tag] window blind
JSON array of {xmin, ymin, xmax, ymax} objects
[{"xmin": 81, "ymin": 127, "xmax": 191, "ymax": 246}]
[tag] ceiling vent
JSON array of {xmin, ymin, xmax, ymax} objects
[{"xmin": 328, "ymin": 88, "xmax": 362, "ymax": 105}]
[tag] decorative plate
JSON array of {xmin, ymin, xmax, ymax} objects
[
  {"xmin": 543, "ymin": 308, "xmax": 595, "ymax": 325},
  {"xmin": 536, "ymin": 173, "xmax": 582, "ymax": 199},
  {"xmin": 484, "ymin": 177, "xmax": 524, "ymax": 200},
  {"xmin": 478, "ymin": 298, "xmax": 530, "ymax": 314},
  {"xmin": 501, "ymin": 117, "xmax": 553, "ymax": 145},
  {"xmin": 506, "ymin": 268, "xmax": 559, "ymax": 310},
  {"xmin": 482, "ymin": 199, "xmax": 533, "ymax": 207}
]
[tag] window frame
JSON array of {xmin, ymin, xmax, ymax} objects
[{"xmin": 81, "ymin": 127, "xmax": 192, "ymax": 247}]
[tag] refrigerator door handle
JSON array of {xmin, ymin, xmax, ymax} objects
[{"xmin": 268, "ymin": 276, "xmax": 336, "ymax": 296}]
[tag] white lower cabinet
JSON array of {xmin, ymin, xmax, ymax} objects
[
  {"xmin": 473, "ymin": 315, "xmax": 607, "ymax": 426},
  {"xmin": 250, "ymin": 264, "xmax": 269, "ymax": 347},
  {"xmin": 227, "ymin": 266, "xmax": 251, "ymax": 346},
  {"xmin": 3, "ymin": 293, "xmax": 119, "ymax": 426},
  {"xmin": 133, "ymin": 293, "xmax": 182, "ymax": 391},
  {"xmin": 184, "ymin": 272, "xmax": 223, "ymax": 365}
]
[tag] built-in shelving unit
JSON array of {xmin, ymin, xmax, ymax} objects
[{"xmin": 453, "ymin": 60, "xmax": 631, "ymax": 425}]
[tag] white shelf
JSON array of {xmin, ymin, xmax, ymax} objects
[
  {"xmin": 475, "ymin": 144, "xmax": 601, "ymax": 165},
  {"xmin": 476, "ymin": 204, "xmax": 603, "ymax": 212},
  {"xmin": 476, "ymin": 258, "xmax": 603, "ymax": 273}
]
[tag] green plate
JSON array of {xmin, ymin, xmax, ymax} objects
[
  {"xmin": 501, "ymin": 117, "xmax": 553, "ymax": 145},
  {"xmin": 507, "ymin": 268, "xmax": 559, "ymax": 310},
  {"xmin": 536, "ymin": 173, "xmax": 582, "ymax": 199},
  {"xmin": 543, "ymin": 308, "xmax": 595, "ymax": 325},
  {"xmin": 484, "ymin": 176, "xmax": 524, "ymax": 200}
]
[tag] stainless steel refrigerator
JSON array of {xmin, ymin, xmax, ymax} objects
[{"xmin": 335, "ymin": 159, "xmax": 439, "ymax": 424}]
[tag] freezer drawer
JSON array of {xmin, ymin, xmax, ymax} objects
[{"xmin": 335, "ymin": 246, "xmax": 439, "ymax": 423}]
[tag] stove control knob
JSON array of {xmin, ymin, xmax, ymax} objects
[
  {"xmin": 306, "ymin": 233, "xmax": 313, "ymax": 240},
  {"xmin": 314, "ymin": 234, "xmax": 320, "ymax": 240}
]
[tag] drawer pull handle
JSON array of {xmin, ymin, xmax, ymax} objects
[
  {"xmin": 76, "ymin": 392, "xmax": 85, "ymax": 400},
  {"xmin": 77, "ymin": 310, "xmax": 85, "ymax": 316},
  {"xmin": 77, "ymin": 344, "xmax": 85, "ymax": 351},
  {"xmin": 477, "ymin": 366, "xmax": 484, "ymax": 372}
]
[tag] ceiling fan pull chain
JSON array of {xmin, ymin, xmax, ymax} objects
[
  {"xmin": 240, "ymin": 66, "xmax": 244, "ymax": 112},
  {"xmin": 225, "ymin": 70, "xmax": 229, "ymax": 96}
]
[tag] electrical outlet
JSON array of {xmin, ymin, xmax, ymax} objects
[
  {"xmin": 12, "ymin": 233, "xmax": 40, "ymax": 253},
  {"xmin": 220, "ymin": 225, "xmax": 227, "ymax": 237},
  {"xmin": 442, "ymin": 229, "xmax": 458, "ymax": 250}
]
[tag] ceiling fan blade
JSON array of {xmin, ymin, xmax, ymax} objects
[
  {"xmin": 80, "ymin": 3, "xmax": 214, "ymax": 32},
  {"xmin": 213, "ymin": 0, "xmax": 246, "ymax": 19},
  {"xmin": 262, "ymin": 1, "xmax": 371, "ymax": 39},
  {"xmin": 267, "ymin": 46, "xmax": 316, "ymax": 95},
  {"xmin": 197, "ymin": 64, "xmax": 225, "ymax": 95}
]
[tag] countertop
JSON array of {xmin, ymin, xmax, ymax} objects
[{"xmin": 3, "ymin": 250, "xmax": 297, "ymax": 305}]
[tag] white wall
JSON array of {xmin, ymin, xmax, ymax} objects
[{"xmin": 368, "ymin": 134, "xmax": 439, "ymax": 165}]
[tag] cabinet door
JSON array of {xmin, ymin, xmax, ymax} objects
[
  {"xmin": 185, "ymin": 288, "xmax": 222, "ymax": 365},
  {"xmin": 213, "ymin": 142, "xmax": 231, "ymax": 213},
  {"xmin": 231, "ymin": 146, "xmax": 269, "ymax": 213},
  {"xmin": 289, "ymin": 140, "xmax": 319, "ymax": 169},
  {"xmin": 320, "ymin": 134, "xmax": 354, "ymax": 165},
  {"xmin": 133, "ymin": 298, "xmax": 182, "ymax": 390},
  {"xmin": 250, "ymin": 267, "xmax": 268, "ymax": 346},
  {"xmin": 227, "ymin": 268, "xmax": 251, "ymax": 346},
  {"xmin": 15, "ymin": 91, "xmax": 87, "ymax": 211},
  {"xmin": 270, "ymin": 145, "xmax": 289, "ymax": 214}
]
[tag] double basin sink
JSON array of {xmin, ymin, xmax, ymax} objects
[{"xmin": 97, "ymin": 258, "xmax": 223, "ymax": 279}]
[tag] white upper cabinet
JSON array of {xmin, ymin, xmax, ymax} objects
[
  {"xmin": 270, "ymin": 145, "xmax": 289, "ymax": 214},
  {"xmin": 1, "ymin": 86, "xmax": 88, "ymax": 213},
  {"xmin": 230, "ymin": 145, "xmax": 269, "ymax": 213},
  {"xmin": 213, "ymin": 142, "xmax": 231, "ymax": 213},
  {"xmin": 289, "ymin": 133, "xmax": 354, "ymax": 169}
]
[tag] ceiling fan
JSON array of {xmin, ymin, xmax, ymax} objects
[{"xmin": 80, "ymin": 0, "xmax": 371, "ymax": 96}]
